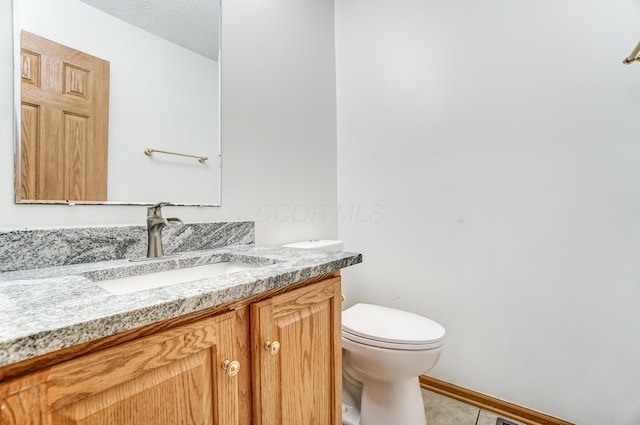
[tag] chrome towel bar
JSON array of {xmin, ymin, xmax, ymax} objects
[
  {"xmin": 623, "ymin": 41, "xmax": 640, "ymax": 65},
  {"xmin": 144, "ymin": 148, "xmax": 208, "ymax": 163}
]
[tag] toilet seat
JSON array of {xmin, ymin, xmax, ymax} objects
[
  {"xmin": 342, "ymin": 330, "xmax": 444, "ymax": 350},
  {"xmin": 342, "ymin": 303, "xmax": 445, "ymax": 350}
]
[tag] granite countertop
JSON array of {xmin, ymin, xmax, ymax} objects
[{"xmin": 0, "ymin": 245, "xmax": 362, "ymax": 368}]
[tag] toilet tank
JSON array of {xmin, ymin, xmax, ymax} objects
[{"xmin": 282, "ymin": 240, "xmax": 344, "ymax": 253}]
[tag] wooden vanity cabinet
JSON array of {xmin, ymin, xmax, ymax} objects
[
  {"xmin": 0, "ymin": 311, "xmax": 245, "ymax": 425},
  {"xmin": 251, "ymin": 274, "xmax": 342, "ymax": 425},
  {"xmin": 0, "ymin": 273, "xmax": 342, "ymax": 425}
]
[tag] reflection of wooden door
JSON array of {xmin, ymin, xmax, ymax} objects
[{"xmin": 20, "ymin": 31, "xmax": 109, "ymax": 202}]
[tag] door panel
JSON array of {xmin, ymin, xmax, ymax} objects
[
  {"xmin": 20, "ymin": 30, "xmax": 109, "ymax": 202},
  {"xmin": 0, "ymin": 372, "xmax": 47, "ymax": 425},
  {"xmin": 252, "ymin": 277, "xmax": 342, "ymax": 425},
  {"xmin": 50, "ymin": 352, "xmax": 213, "ymax": 425},
  {"xmin": 45, "ymin": 312, "xmax": 241, "ymax": 425}
]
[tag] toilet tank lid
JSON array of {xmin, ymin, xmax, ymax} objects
[
  {"xmin": 282, "ymin": 240, "xmax": 344, "ymax": 252},
  {"xmin": 342, "ymin": 303, "xmax": 445, "ymax": 346}
]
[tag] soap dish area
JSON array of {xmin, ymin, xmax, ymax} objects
[{"xmin": 282, "ymin": 240, "xmax": 344, "ymax": 252}]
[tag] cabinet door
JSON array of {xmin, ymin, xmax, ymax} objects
[
  {"xmin": 0, "ymin": 372, "xmax": 47, "ymax": 425},
  {"xmin": 251, "ymin": 277, "xmax": 342, "ymax": 425},
  {"xmin": 43, "ymin": 311, "xmax": 244, "ymax": 425}
]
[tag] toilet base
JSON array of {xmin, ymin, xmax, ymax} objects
[
  {"xmin": 359, "ymin": 376, "xmax": 426, "ymax": 425},
  {"xmin": 342, "ymin": 404, "xmax": 361, "ymax": 425}
]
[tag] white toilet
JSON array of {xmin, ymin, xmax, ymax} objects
[{"xmin": 282, "ymin": 240, "xmax": 446, "ymax": 425}]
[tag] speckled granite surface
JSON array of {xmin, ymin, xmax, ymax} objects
[
  {"xmin": 0, "ymin": 244, "xmax": 362, "ymax": 367},
  {"xmin": 0, "ymin": 221, "xmax": 254, "ymax": 272}
]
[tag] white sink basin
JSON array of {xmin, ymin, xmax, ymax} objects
[{"xmin": 95, "ymin": 261, "xmax": 260, "ymax": 295}]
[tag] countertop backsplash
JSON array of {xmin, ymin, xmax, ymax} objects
[{"xmin": 0, "ymin": 221, "xmax": 255, "ymax": 272}]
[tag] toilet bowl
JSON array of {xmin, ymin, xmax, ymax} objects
[
  {"xmin": 282, "ymin": 240, "xmax": 446, "ymax": 425},
  {"xmin": 342, "ymin": 303, "xmax": 445, "ymax": 425}
]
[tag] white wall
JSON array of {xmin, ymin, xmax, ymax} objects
[
  {"xmin": 20, "ymin": 0, "xmax": 219, "ymax": 204},
  {"xmin": 1, "ymin": 0, "xmax": 337, "ymax": 244},
  {"xmin": 336, "ymin": 1, "xmax": 640, "ymax": 425}
]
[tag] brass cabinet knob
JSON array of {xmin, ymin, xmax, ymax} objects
[
  {"xmin": 264, "ymin": 340, "xmax": 281, "ymax": 355},
  {"xmin": 222, "ymin": 359, "xmax": 241, "ymax": 377},
  {"xmin": 341, "ymin": 293, "xmax": 346, "ymax": 302}
]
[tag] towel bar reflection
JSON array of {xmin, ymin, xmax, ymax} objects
[
  {"xmin": 144, "ymin": 148, "xmax": 208, "ymax": 163},
  {"xmin": 623, "ymin": 41, "xmax": 640, "ymax": 64}
]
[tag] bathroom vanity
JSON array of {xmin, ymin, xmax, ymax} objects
[{"xmin": 0, "ymin": 222, "xmax": 361, "ymax": 425}]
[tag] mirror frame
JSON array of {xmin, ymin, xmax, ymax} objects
[{"xmin": 12, "ymin": 0, "xmax": 222, "ymax": 207}]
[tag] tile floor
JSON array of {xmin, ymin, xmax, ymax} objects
[{"xmin": 422, "ymin": 389, "xmax": 524, "ymax": 425}]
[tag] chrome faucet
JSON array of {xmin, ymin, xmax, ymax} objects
[{"xmin": 146, "ymin": 202, "xmax": 184, "ymax": 258}]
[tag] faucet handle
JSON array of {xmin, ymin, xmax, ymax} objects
[
  {"xmin": 166, "ymin": 217, "xmax": 184, "ymax": 228},
  {"xmin": 147, "ymin": 202, "xmax": 172, "ymax": 218}
]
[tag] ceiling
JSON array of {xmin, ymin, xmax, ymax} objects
[{"xmin": 78, "ymin": 0, "xmax": 219, "ymax": 60}]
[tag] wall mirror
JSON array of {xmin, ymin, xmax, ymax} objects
[{"xmin": 13, "ymin": 0, "xmax": 221, "ymax": 206}]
